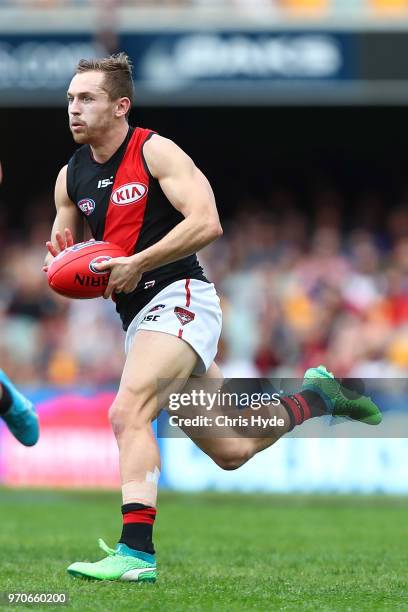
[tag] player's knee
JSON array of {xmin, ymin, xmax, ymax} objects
[
  {"xmin": 214, "ymin": 455, "xmax": 246, "ymax": 471},
  {"xmin": 109, "ymin": 401, "xmax": 129, "ymax": 438},
  {"xmin": 213, "ymin": 446, "xmax": 252, "ymax": 471},
  {"xmin": 108, "ymin": 393, "xmax": 150, "ymax": 438}
]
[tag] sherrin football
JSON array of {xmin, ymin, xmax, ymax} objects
[{"xmin": 47, "ymin": 240, "xmax": 126, "ymax": 299}]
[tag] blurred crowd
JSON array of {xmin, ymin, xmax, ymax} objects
[
  {"xmin": 2, "ymin": 0, "xmax": 284, "ymax": 6},
  {"xmin": 1, "ymin": 0, "xmax": 398, "ymax": 12},
  {"xmin": 1, "ymin": 189, "xmax": 408, "ymax": 386},
  {"xmin": 3, "ymin": 0, "xmax": 403, "ymax": 23}
]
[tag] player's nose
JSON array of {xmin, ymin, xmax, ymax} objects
[{"xmin": 69, "ymin": 99, "xmax": 81, "ymax": 114}]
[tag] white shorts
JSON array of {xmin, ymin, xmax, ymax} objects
[{"xmin": 125, "ymin": 279, "xmax": 223, "ymax": 375}]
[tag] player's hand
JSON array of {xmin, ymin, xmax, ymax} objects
[
  {"xmin": 94, "ymin": 256, "xmax": 143, "ymax": 299},
  {"xmin": 43, "ymin": 229, "xmax": 75, "ymax": 272}
]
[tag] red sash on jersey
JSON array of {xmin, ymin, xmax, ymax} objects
[{"xmin": 103, "ymin": 128, "xmax": 154, "ymax": 256}]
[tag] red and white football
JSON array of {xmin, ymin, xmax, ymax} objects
[{"xmin": 47, "ymin": 240, "xmax": 126, "ymax": 299}]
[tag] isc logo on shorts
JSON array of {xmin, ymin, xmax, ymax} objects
[
  {"xmin": 142, "ymin": 314, "xmax": 160, "ymax": 322},
  {"xmin": 111, "ymin": 183, "xmax": 147, "ymax": 206}
]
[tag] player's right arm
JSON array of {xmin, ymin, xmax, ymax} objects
[{"xmin": 43, "ymin": 165, "xmax": 83, "ymax": 271}]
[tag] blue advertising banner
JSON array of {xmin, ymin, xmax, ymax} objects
[
  {"xmin": 1, "ymin": 387, "xmax": 407, "ymax": 494},
  {"xmin": 122, "ymin": 31, "xmax": 355, "ymax": 87},
  {"xmin": 1, "ymin": 30, "xmax": 408, "ymax": 104},
  {"xmin": 0, "ymin": 34, "xmax": 103, "ymax": 90},
  {"xmin": 0, "ymin": 31, "xmax": 356, "ymax": 105}
]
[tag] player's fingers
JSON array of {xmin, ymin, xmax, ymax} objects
[
  {"xmin": 103, "ymin": 283, "xmax": 115, "ymax": 299},
  {"xmin": 123, "ymin": 274, "xmax": 141, "ymax": 294},
  {"xmin": 55, "ymin": 232, "xmax": 66, "ymax": 251},
  {"xmin": 65, "ymin": 228, "xmax": 74, "ymax": 247},
  {"xmin": 42, "ymin": 265, "xmax": 49, "ymax": 273},
  {"xmin": 46, "ymin": 241, "xmax": 59, "ymax": 257},
  {"xmin": 103, "ymin": 275, "xmax": 118, "ymax": 299},
  {"xmin": 123, "ymin": 281, "xmax": 136, "ymax": 294},
  {"xmin": 94, "ymin": 259, "xmax": 115, "ymax": 271}
]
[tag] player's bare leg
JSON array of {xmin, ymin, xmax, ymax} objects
[
  {"xmin": 67, "ymin": 331, "xmax": 198, "ymax": 582},
  {"xmin": 176, "ymin": 362, "xmax": 382, "ymax": 471},
  {"xmin": 111, "ymin": 330, "xmax": 196, "ymax": 488},
  {"xmin": 175, "ymin": 362, "xmax": 291, "ymax": 470},
  {"xmin": 67, "ymin": 337, "xmax": 382, "ymax": 582}
]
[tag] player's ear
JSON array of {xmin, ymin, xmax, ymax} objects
[{"xmin": 115, "ymin": 97, "xmax": 131, "ymax": 118}]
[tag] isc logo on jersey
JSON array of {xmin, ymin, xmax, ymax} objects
[
  {"xmin": 111, "ymin": 183, "xmax": 147, "ymax": 206},
  {"xmin": 78, "ymin": 198, "xmax": 96, "ymax": 216}
]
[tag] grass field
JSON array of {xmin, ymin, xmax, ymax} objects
[{"xmin": 0, "ymin": 489, "xmax": 407, "ymax": 611}]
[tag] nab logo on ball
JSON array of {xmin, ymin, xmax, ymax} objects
[
  {"xmin": 111, "ymin": 183, "xmax": 147, "ymax": 206},
  {"xmin": 89, "ymin": 256, "xmax": 112, "ymax": 275},
  {"xmin": 78, "ymin": 198, "xmax": 96, "ymax": 216}
]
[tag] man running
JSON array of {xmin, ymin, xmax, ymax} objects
[{"xmin": 44, "ymin": 53, "xmax": 381, "ymax": 583}]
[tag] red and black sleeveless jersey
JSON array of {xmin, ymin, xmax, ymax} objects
[{"xmin": 67, "ymin": 126, "xmax": 208, "ymax": 330}]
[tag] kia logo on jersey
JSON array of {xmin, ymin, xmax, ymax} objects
[
  {"xmin": 111, "ymin": 182, "xmax": 147, "ymax": 206},
  {"xmin": 78, "ymin": 198, "xmax": 96, "ymax": 216}
]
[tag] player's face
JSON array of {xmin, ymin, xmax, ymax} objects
[{"xmin": 67, "ymin": 71, "xmax": 118, "ymax": 144}]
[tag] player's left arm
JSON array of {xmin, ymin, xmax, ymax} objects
[
  {"xmin": 98, "ymin": 135, "xmax": 222, "ymax": 298},
  {"xmin": 138, "ymin": 135, "xmax": 223, "ymax": 269}
]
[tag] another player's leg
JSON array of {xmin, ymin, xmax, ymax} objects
[
  {"xmin": 67, "ymin": 330, "xmax": 198, "ymax": 582},
  {"xmin": 0, "ymin": 370, "xmax": 39, "ymax": 446}
]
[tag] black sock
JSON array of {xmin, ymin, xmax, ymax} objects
[
  {"xmin": 119, "ymin": 503, "xmax": 156, "ymax": 555},
  {"xmin": 280, "ymin": 390, "xmax": 327, "ymax": 431},
  {"xmin": 0, "ymin": 383, "xmax": 12, "ymax": 415}
]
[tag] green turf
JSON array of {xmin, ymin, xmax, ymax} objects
[{"xmin": 0, "ymin": 489, "xmax": 406, "ymax": 611}]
